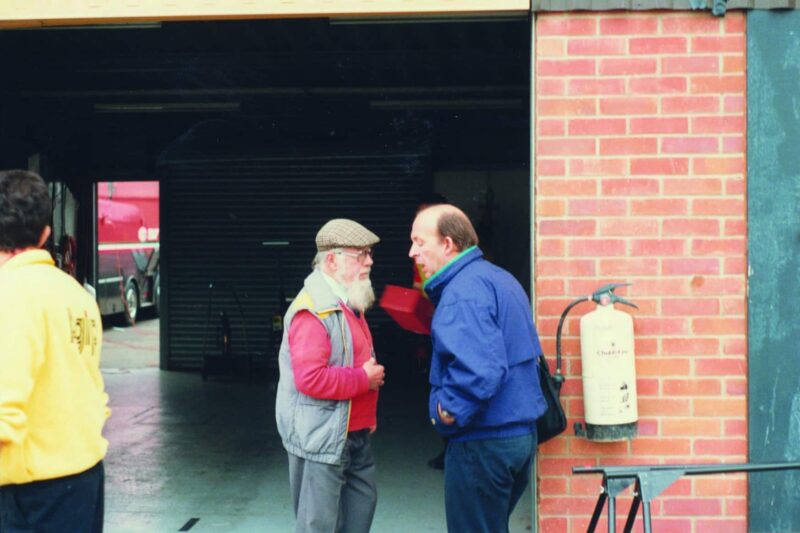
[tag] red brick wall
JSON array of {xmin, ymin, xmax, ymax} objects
[{"xmin": 534, "ymin": 12, "xmax": 747, "ymax": 533}]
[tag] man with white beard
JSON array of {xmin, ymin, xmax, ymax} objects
[{"xmin": 275, "ymin": 218, "xmax": 386, "ymax": 533}]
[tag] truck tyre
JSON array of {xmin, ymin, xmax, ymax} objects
[{"xmin": 124, "ymin": 280, "xmax": 140, "ymax": 326}]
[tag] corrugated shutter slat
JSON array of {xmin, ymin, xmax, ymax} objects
[{"xmin": 162, "ymin": 153, "xmax": 427, "ymax": 369}]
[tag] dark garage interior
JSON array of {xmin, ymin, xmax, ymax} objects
[
  {"xmin": 0, "ymin": 16, "xmax": 533, "ymax": 374},
  {"xmin": 0, "ymin": 16, "xmax": 536, "ymax": 531}
]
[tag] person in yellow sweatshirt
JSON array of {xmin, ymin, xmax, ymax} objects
[{"xmin": 0, "ymin": 169, "xmax": 109, "ymax": 533}]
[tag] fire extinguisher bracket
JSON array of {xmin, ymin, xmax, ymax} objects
[{"xmin": 575, "ymin": 421, "xmax": 638, "ymax": 442}]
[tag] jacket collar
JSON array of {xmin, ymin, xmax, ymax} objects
[
  {"xmin": 423, "ymin": 246, "xmax": 482, "ymax": 305},
  {"xmin": 320, "ymin": 271, "xmax": 349, "ymax": 304},
  {"xmin": 0, "ymin": 249, "xmax": 53, "ymax": 272},
  {"xmin": 303, "ymin": 268, "xmax": 344, "ymax": 313}
]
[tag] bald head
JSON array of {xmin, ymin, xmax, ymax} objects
[
  {"xmin": 417, "ymin": 204, "xmax": 463, "ymax": 222},
  {"xmin": 409, "ymin": 204, "xmax": 479, "ymax": 278},
  {"xmin": 418, "ymin": 204, "xmax": 479, "ymax": 252}
]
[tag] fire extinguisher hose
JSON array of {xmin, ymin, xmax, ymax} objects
[{"xmin": 554, "ymin": 296, "xmax": 591, "ymax": 386}]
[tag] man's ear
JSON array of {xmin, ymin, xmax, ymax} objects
[
  {"xmin": 325, "ymin": 251, "xmax": 338, "ymax": 272},
  {"xmin": 442, "ymin": 236, "xmax": 457, "ymax": 256},
  {"xmin": 37, "ymin": 226, "xmax": 52, "ymax": 248}
]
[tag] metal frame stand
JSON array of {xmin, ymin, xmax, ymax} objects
[{"xmin": 574, "ymin": 462, "xmax": 800, "ymax": 533}]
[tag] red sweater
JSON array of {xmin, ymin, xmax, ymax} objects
[{"xmin": 288, "ymin": 305, "xmax": 378, "ymax": 432}]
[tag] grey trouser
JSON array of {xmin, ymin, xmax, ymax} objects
[{"xmin": 288, "ymin": 429, "xmax": 377, "ymax": 533}]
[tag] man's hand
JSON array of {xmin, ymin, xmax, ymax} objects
[
  {"xmin": 437, "ymin": 403, "xmax": 455, "ymax": 425},
  {"xmin": 363, "ymin": 357, "xmax": 385, "ymax": 390}
]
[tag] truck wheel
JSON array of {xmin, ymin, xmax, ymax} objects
[{"xmin": 124, "ymin": 280, "xmax": 139, "ymax": 326}]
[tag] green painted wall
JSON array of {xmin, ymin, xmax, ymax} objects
[{"xmin": 747, "ymin": 10, "xmax": 800, "ymax": 532}]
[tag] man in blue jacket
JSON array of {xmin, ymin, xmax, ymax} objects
[{"xmin": 409, "ymin": 204, "xmax": 547, "ymax": 533}]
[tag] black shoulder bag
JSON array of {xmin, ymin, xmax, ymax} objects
[
  {"xmin": 536, "ymin": 352, "xmax": 566, "ymax": 444},
  {"xmin": 536, "ymin": 297, "xmax": 580, "ymax": 444}
]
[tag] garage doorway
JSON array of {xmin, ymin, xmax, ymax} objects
[{"xmin": 0, "ymin": 16, "xmax": 534, "ymax": 531}]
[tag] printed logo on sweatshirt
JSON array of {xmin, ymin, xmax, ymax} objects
[{"xmin": 69, "ymin": 310, "xmax": 99, "ymax": 356}]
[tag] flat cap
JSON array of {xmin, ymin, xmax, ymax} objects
[{"xmin": 316, "ymin": 218, "xmax": 380, "ymax": 252}]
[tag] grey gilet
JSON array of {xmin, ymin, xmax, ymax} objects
[{"xmin": 274, "ymin": 268, "xmax": 355, "ymax": 465}]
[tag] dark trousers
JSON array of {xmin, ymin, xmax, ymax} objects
[
  {"xmin": 0, "ymin": 461, "xmax": 104, "ymax": 533},
  {"xmin": 444, "ymin": 434, "xmax": 535, "ymax": 533},
  {"xmin": 288, "ymin": 430, "xmax": 377, "ymax": 533}
]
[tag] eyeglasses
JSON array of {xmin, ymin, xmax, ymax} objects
[{"xmin": 333, "ymin": 248, "xmax": 373, "ymax": 262}]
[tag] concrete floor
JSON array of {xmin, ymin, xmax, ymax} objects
[{"xmin": 100, "ymin": 318, "xmax": 533, "ymax": 532}]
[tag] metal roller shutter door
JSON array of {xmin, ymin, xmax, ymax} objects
[{"xmin": 161, "ymin": 153, "xmax": 428, "ymax": 369}]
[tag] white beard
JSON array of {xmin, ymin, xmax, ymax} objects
[{"xmin": 346, "ymin": 278, "xmax": 375, "ymax": 313}]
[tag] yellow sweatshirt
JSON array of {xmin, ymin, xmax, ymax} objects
[{"xmin": 0, "ymin": 249, "xmax": 109, "ymax": 485}]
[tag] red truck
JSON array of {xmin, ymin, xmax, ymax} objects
[{"xmin": 96, "ymin": 181, "xmax": 159, "ymax": 325}]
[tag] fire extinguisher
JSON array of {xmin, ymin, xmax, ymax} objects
[{"xmin": 559, "ymin": 283, "xmax": 639, "ymax": 442}]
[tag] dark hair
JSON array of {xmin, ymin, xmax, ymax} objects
[
  {"xmin": 437, "ymin": 210, "xmax": 478, "ymax": 252},
  {"xmin": 0, "ymin": 169, "xmax": 51, "ymax": 252}
]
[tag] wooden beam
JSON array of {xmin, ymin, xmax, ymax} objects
[{"xmin": 0, "ymin": 0, "xmax": 529, "ymax": 28}]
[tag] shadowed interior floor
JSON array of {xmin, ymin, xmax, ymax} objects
[{"xmin": 101, "ymin": 319, "xmax": 532, "ymax": 532}]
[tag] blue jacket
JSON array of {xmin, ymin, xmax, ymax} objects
[{"xmin": 424, "ymin": 246, "xmax": 547, "ymax": 441}]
